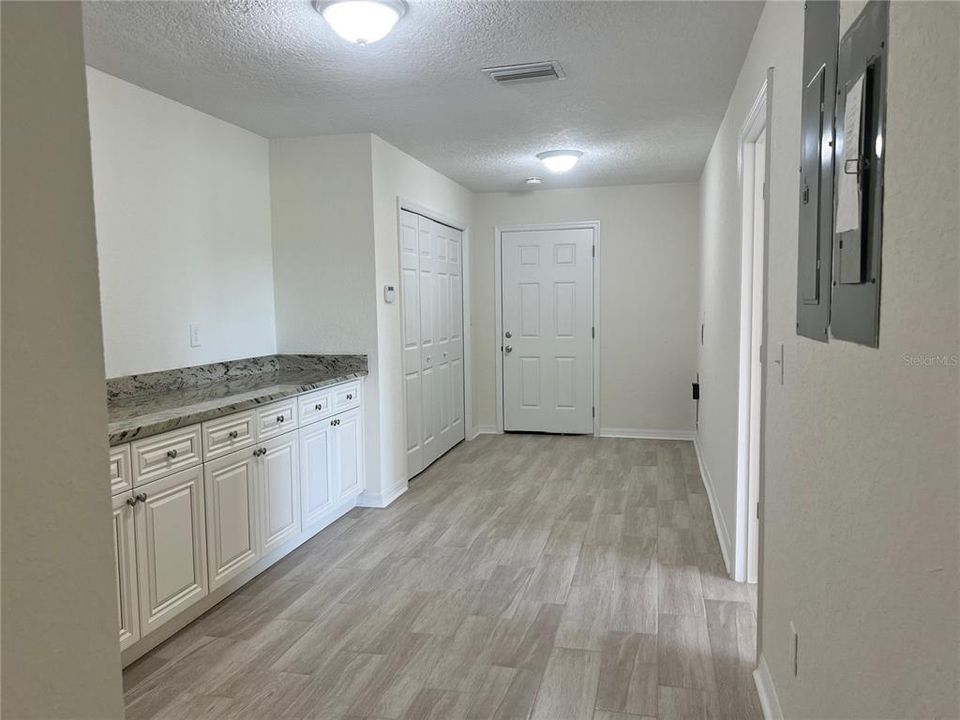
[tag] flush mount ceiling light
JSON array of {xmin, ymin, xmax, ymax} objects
[
  {"xmin": 537, "ymin": 150, "xmax": 583, "ymax": 174},
  {"xmin": 525, "ymin": 177, "xmax": 544, "ymax": 185},
  {"xmin": 314, "ymin": 0, "xmax": 406, "ymax": 45}
]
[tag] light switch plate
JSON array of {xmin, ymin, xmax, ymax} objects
[
  {"xmin": 189, "ymin": 323, "xmax": 201, "ymax": 348},
  {"xmin": 383, "ymin": 284, "xmax": 396, "ymax": 304}
]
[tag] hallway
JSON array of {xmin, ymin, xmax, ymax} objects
[{"xmin": 122, "ymin": 434, "xmax": 761, "ymax": 720}]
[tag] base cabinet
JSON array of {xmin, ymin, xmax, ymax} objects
[
  {"xmin": 112, "ymin": 378, "xmax": 365, "ymax": 662},
  {"xmin": 204, "ymin": 449, "xmax": 259, "ymax": 591},
  {"xmin": 260, "ymin": 432, "xmax": 301, "ymax": 554},
  {"xmin": 135, "ymin": 466, "xmax": 208, "ymax": 636},
  {"xmin": 333, "ymin": 407, "xmax": 362, "ymax": 501},
  {"xmin": 299, "ymin": 421, "xmax": 333, "ymax": 528},
  {"xmin": 113, "ymin": 492, "xmax": 140, "ymax": 651}
]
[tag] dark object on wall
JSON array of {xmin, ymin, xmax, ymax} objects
[
  {"xmin": 796, "ymin": 0, "xmax": 839, "ymax": 342},
  {"xmin": 691, "ymin": 382, "xmax": 700, "ymax": 401},
  {"xmin": 830, "ymin": 0, "xmax": 888, "ymax": 347}
]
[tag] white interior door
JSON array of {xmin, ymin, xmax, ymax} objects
[
  {"xmin": 501, "ymin": 227, "xmax": 595, "ymax": 434},
  {"xmin": 400, "ymin": 209, "xmax": 465, "ymax": 478}
]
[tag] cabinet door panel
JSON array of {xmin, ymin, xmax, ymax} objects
[
  {"xmin": 135, "ymin": 466, "xmax": 207, "ymax": 634},
  {"xmin": 333, "ymin": 408, "xmax": 362, "ymax": 501},
  {"xmin": 112, "ymin": 492, "xmax": 139, "ymax": 650},
  {"xmin": 260, "ymin": 432, "xmax": 300, "ymax": 555},
  {"xmin": 204, "ymin": 448, "xmax": 259, "ymax": 590},
  {"xmin": 300, "ymin": 421, "xmax": 333, "ymax": 528}
]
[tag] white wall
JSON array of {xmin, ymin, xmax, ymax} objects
[
  {"xmin": 87, "ymin": 68, "xmax": 276, "ymax": 377},
  {"xmin": 699, "ymin": 1, "xmax": 960, "ymax": 716},
  {"xmin": 270, "ymin": 133, "xmax": 381, "ymax": 497},
  {"xmin": 471, "ymin": 184, "xmax": 700, "ymax": 436},
  {"xmin": 370, "ymin": 135, "xmax": 474, "ymax": 499},
  {"xmin": 1, "ymin": 3, "xmax": 125, "ymax": 716}
]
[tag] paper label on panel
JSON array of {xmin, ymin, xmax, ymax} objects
[{"xmin": 835, "ymin": 74, "xmax": 863, "ymax": 233}]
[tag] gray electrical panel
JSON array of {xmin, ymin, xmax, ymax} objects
[
  {"xmin": 830, "ymin": 0, "xmax": 887, "ymax": 347},
  {"xmin": 796, "ymin": 0, "xmax": 839, "ymax": 342}
]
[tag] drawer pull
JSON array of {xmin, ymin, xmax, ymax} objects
[
  {"xmin": 276, "ymin": 415, "xmax": 284, "ymax": 423},
  {"xmin": 315, "ymin": 403, "xmax": 323, "ymax": 411},
  {"xmin": 135, "ymin": 492, "xmax": 147, "ymax": 503},
  {"xmin": 346, "ymin": 393, "xmax": 353, "ymax": 400},
  {"xmin": 166, "ymin": 449, "xmax": 178, "ymax": 459},
  {"xmin": 227, "ymin": 430, "xmax": 239, "ymax": 439},
  {"xmin": 253, "ymin": 448, "xmax": 264, "ymax": 457},
  {"xmin": 125, "ymin": 497, "xmax": 137, "ymax": 507}
]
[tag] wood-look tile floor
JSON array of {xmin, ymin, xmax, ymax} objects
[{"xmin": 123, "ymin": 434, "xmax": 762, "ymax": 720}]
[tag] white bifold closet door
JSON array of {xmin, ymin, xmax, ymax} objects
[{"xmin": 400, "ymin": 209, "xmax": 465, "ymax": 478}]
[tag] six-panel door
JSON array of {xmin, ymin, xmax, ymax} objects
[
  {"xmin": 259, "ymin": 431, "xmax": 301, "ymax": 555},
  {"xmin": 134, "ymin": 465, "xmax": 208, "ymax": 635},
  {"xmin": 112, "ymin": 492, "xmax": 140, "ymax": 651},
  {"xmin": 203, "ymin": 447, "xmax": 259, "ymax": 591}
]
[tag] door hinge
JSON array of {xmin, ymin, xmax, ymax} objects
[
  {"xmin": 592, "ymin": 245, "xmax": 596, "ymax": 258},
  {"xmin": 591, "ymin": 326, "xmax": 595, "ymax": 339},
  {"xmin": 592, "ymin": 406, "xmax": 595, "ymax": 418},
  {"xmin": 763, "ymin": 181, "xmax": 768, "ymax": 200},
  {"xmin": 756, "ymin": 501, "xmax": 761, "ymax": 520}
]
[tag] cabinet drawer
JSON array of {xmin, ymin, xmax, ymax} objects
[
  {"xmin": 110, "ymin": 444, "xmax": 133, "ymax": 495},
  {"xmin": 330, "ymin": 381, "xmax": 361, "ymax": 413},
  {"xmin": 298, "ymin": 389, "xmax": 334, "ymax": 426},
  {"xmin": 202, "ymin": 410, "xmax": 255, "ymax": 461},
  {"xmin": 131, "ymin": 425, "xmax": 202, "ymax": 486},
  {"xmin": 255, "ymin": 399, "xmax": 298, "ymax": 441}
]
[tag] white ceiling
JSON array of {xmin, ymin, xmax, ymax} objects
[{"xmin": 82, "ymin": 0, "xmax": 763, "ymax": 193}]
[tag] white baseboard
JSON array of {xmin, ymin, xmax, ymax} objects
[
  {"xmin": 467, "ymin": 426, "xmax": 480, "ymax": 441},
  {"xmin": 599, "ymin": 427, "xmax": 696, "ymax": 441},
  {"xmin": 476, "ymin": 424, "xmax": 501, "ymax": 435},
  {"xmin": 693, "ymin": 435, "xmax": 733, "ymax": 576},
  {"xmin": 754, "ymin": 653, "xmax": 784, "ymax": 720},
  {"xmin": 357, "ymin": 481, "xmax": 407, "ymax": 508}
]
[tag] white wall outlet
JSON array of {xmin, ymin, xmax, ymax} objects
[
  {"xmin": 189, "ymin": 323, "xmax": 201, "ymax": 348},
  {"xmin": 383, "ymin": 284, "xmax": 396, "ymax": 304}
]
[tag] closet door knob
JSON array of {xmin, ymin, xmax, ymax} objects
[
  {"xmin": 126, "ymin": 497, "xmax": 137, "ymax": 507},
  {"xmin": 135, "ymin": 492, "xmax": 147, "ymax": 503}
]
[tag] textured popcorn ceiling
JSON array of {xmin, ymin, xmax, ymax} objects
[{"xmin": 82, "ymin": 0, "xmax": 763, "ymax": 192}]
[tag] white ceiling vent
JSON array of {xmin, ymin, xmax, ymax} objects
[{"xmin": 481, "ymin": 61, "xmax": 565, "ymax": 85}]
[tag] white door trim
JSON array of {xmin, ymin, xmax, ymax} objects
[
  {"xmin": 494, "ymin": 221, "xmax": 600, "ymax": 436},
  {"xmin": 396, "ymin": 197, "xmax": 471, "ymax": 473},
  {"xmin": 735, "ymin": 80, "xmax": 769, "ymax": 584}
]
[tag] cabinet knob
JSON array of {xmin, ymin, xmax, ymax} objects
[
  {"xmin": 166, "ymin": 449, "xmax": 178, "ymax": 459},
  {"xmin": 228, "ymin": 430, "xmax": 239, "ymax": 439},
  {"xmin": 125, "ymin": 497, "xmax": 137, "ymax": 507},
  {"xmin": 276, "ymin": 415, "xmax": 284, "ymax": 423},
  {"xmin": 135, "ymin": 492, "xmax": 147, "ymax": 503},
  {"xmin": 346, "ymin": 393, "xmax": 353, "ymax": 400},
  {"xmin": 315, "ymin": 403, "xmax": 323, "ymax": 411}
]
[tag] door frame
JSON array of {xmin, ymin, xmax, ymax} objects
[
  {"xmin": 735, "ymin": 79, "xmax": 769, "ymax": 584},
  {"xmin": 493, "ymin": 221, "xmax": 601, "ymax": 436},
  {"xmin": 396, "ymin": 197, "xmax": 471, "ymax": 475}
]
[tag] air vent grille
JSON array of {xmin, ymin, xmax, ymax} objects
[{"xmin": 481, "ymin": 61, "xmax": 565, "ymax": 85}]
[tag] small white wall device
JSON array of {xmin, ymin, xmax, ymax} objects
[{"xmin": 383, "ymin": 284, "xmax": 396, "ymax": 303}]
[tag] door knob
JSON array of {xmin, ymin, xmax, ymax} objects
[
  {"xmin": 505, "ymin": 345, "xmax": 513, "ymax": 354},
  {"xmin": 505, "ymin": 331, "xmax": 512, "ymax": 339}
]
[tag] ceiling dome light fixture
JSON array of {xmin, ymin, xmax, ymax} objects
[
  {"xmin": 537, "ymin": 149, "xmax": 583, "ymax": 174},
  {"xmin": 525, "ymin": 177, "xmax": 544, "ymax": 185},
  {"xmin": 315, "ymin": 0, "xmax": 406, "ymax": 46}
]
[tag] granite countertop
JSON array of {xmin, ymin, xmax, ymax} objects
[{"xmin": 107, "ymin": 354, "xmax": 367, "ymax": 446}]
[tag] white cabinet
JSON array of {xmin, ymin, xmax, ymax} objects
[
  {"xmin": 299, "ymin": 420, "xmax": 333, "ymax": 528},
  {"xmin": 112, "ymin": 492, "xmax": 140, "ymax": 651},
  {"xmin": 333, "ymin": 407, "xmax": 362, "ymax": 501},
  {"xmin": 134, "ymin": 465, "xmax": 208, "ymax": 635},
  {"xmin": 259, "ymin": 432, "xmax": 300, "ymax": 555},
  {"xmin": 204, "ymin": 448, "xmax": 259, "ymax": 591}
]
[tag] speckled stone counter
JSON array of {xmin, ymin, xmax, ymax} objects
[{"xmin": 107, "ymin": 354, "xmax": 367, "ymax": 446}]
